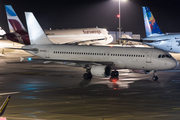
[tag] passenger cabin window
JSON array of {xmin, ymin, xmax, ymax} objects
[
  {"xmin": 52, "ymin": 51, "xmax": 147, "ymax": 58},
  {"xmin": 158, "ymin": 54, "xmax": 172, "ymax": 58},
  {"xmin": 166, "ymin": 54, "xmax": 172, "ymax": 58}
]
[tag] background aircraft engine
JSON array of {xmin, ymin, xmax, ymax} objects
[
  {"xmin": 90, "ymin": 65, "xmax": 111, "ymax": 77},
  {"xmin": 132, "ymin": 70, "xmax": 151, "ymax": 74}
]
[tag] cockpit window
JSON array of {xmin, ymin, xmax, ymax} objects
[
  {"xmin": 166, "ymin": 54, "xmax": 172, "ymax": 58},
  {"xmin": 158, "ymin": 54, "xmax": 172, "ymax": 58}
]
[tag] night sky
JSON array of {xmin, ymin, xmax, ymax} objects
[{"xmin": 0, "ymin": 0, "xmax": 180, "ymax": 37}]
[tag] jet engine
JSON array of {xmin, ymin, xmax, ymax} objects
[
  {"xmin": 144, "ymin": 70, "xmax": 151, "ymax": 74},
  {"xmin": 90, "ymin": 65, "xmax": 111, "ymax": 77},
  {"xmin": 131, "ymin": 70, "xmax": 151, "ymax": 74}
]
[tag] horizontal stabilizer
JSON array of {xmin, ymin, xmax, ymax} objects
[{"xmin": 6, "ymin": 47, "xmax": 38, "ymax": 51}]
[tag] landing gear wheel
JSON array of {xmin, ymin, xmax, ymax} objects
[
  {"xmin": 83, "ymin": 73, "xmax": 92, "ymax": 79},
  {"xmin": 110, "ymin": 70, "xmax": 119, "ymax": 82},
  {"xmin": 152, "ymin": 70, "xmax": 158, "ymax": 81},
  {"xmin": 111, "ymin": 71, "xmax": 119, "ymax": 77},
  {"xmin": 152, "ymin": 76, "xmax": 158, "ymax": 81},
  {"xmin": 109, "ymin": 77, "xmax": 119, "ymax": 82}
]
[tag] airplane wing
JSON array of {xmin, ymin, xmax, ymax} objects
[
  {"xmin": 16, "ymin": 56, "xmax": 114, "ymax": 67},
  {"xmin": 25, "ymin": 58, "xmax": 114, "ymax": 66},
  {"xmin": 0, "ymin": 95, "xmax": 11, "ymax": 116},
  {"xmin": 5, "ymin": 34, "xmax": 106, "ymax": 45},
  {"xmin": 121, "ymin": 38, "xmax": 169, "ymax": 43},
  {"xmin": 65, "ymin": 37, "xmax": 106, "ymax": 45},
  {"xmin": 48, "ymin": 35, "xmax": 107, "ymax": 45}
]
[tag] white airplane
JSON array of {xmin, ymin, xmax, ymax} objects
[
  {"xmin": 123, "ymin": 6, "xmax": 180, "ymax": 53},
  {"xmin": 0, "ymin": 27, "xmax": 6, "ymax": 39},
  {"xmin": 5, "ymin": 5, "xmax": 113, "ymax": 45},
  {"xmin": 15, "ymin": 12, "xmax": 178, "ymax": 81},
  {"xmin": 45, "ymin": 28, "xmax": 113, "ymax": 45}
]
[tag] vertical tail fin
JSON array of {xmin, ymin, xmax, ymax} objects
[
  {"xmin": 5, "ymin": 5, "xmax": 26, "ymax": 33},
  {"xmin": 142, "ymin": 7, "xmax": 163, "ymax": 37},
  {"xmin": 25, "ymin": 12, "xmax": 53, "ymax": 45}
]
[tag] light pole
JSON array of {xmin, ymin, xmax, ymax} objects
[
  {"xmin": 117, "ymin": 0, "xmax": 127, "ymax": 43},
  {"xmin": 119, "ymin": 0, "xmax": 121, "ymax": 39}
]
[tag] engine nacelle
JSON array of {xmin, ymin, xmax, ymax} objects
[
  {"xmin": 132, "ymin": 70, "xmax": 151, "ymax": 74},
  {"xmin": 91, "ymin": 65, "xmax": 111, "ymax": 77},
  {"xmin": 144, "ymin": 70, "xmax": 151, "ymax": 74}
]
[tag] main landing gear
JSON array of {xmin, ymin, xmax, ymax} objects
[
  {"xmin": 83, "ymin": 68, "xmax": 92, "ymax": 79},
  {"xmin": 111, "ymin": 71, "xmax": 119, "ymax": 77},
  {"xmin": 152, "ymin": 70, "xmax": 158, "ymax": 81},
  {"xmin": 83, "ymin": 73, "xmax": 92, "ymax": 79},
  {"xmin": 109, "ymin": 70, "xmax": 119, "ymax": 82}
]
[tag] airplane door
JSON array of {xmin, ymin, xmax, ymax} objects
[
  {"xmin": 146, "ymin": 51, "xmax": 153, "ymax": 63},
  {"xmin": 45, "ymin": 46, "xmax": 50, "ymax": 58}
]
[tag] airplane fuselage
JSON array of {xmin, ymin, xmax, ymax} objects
[
  {"xmin": 143, "ymin": 34, "xmax": 180, "ymax": 53},
  {"xmin": 45, "ymin": 28, "xmax": 113, "ymax": 45},
  {"xmin": 23, "ymin": 45, "xmax": 177, "ymax": 71}
]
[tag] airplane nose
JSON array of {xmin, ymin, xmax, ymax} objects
[
  {"xmin": 175, "ymin": 59, "xmax": 179, "ymax": 68},
  {"xmin": 169, "ymin": 59, "xmax": 179, "ymax": 69}
]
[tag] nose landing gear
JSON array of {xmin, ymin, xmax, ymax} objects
[{"xmin": 152, "ymin": 70, "xmax": 158, "ymax": 81}]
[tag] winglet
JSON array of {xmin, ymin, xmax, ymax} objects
[
  {"xmin": 0, "ymin": 95, "xmax": 11, "ymax": 116},
  {"xmin": 25, "ymin": 12, "xmax": 53, "ymax": 45},
  {"xmin": 142, "ymin": 7, "xmax": 164, "ymax": 37}
]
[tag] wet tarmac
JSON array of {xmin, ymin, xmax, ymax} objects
[{"xmin": 0, "ymin": 50, "xmax": 180, "ymax": 120}]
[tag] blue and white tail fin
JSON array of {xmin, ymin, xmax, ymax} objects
[
  {"xmin": 5, "ymin": 5, "xmax": 26, "ymax": 33},
  {"xmin": 25, "ymin": 12, "xmax": 53, "ymax": 45},
  {"xmin": 142, "ymin": 7, "xmax": 164, "ymax": 37}
]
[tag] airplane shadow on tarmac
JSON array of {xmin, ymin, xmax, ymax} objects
[
  {"xmin": 79, "ymin": 78, "xmax": 161, "ymax": 90},
  {"xmin": 55, "ymin": 77, "xmax": 163, "ymax": 97}
]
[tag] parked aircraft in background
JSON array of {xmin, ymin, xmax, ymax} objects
[
  {"xmin": 0, "ymin": 27, "xmax": 6, "ymax": 39},
  {"xmin": 123, "ymin": 6, "xmax": 180, "ymax": 53},
  {"xmin": 44, "ymin": 28, "xmax": 113, "ymax": 45},
  {"xmin": 5, "ymin": 5, "xmax": 113, "ymax": 45},
  {"xmin": 15, "ymin": 12, "xmax": 178, "ymax": 81}
]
